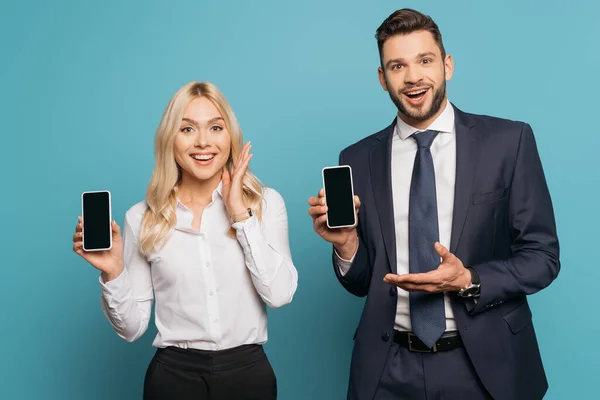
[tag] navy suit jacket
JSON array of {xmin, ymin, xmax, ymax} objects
[{"xmin": 333, "ymin": 106, "xmax": 560, "ymax": 400}]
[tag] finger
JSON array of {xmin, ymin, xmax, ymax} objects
[
  {"xmin": 308, "ymin": 205, "xmax": 328, "ymax": 217},
  {"xmin": 354, "ymin": 195, "xmax": 361, "ymax": 210},
  {"xmin": 76, "ymin": 222, "xmax": 82, "ymax": 233},
  {"xmin": 73, "ymin": 241, "xmax": 84, "ymax": 253},
  {"xmin": 235, "ymin": 151, "xmax": 252, "ymax": 181},
  {"xmin": 221, "ymin": 170, "xmax": 231, "ymax": 198},
  {"xmin": 393, "ymin": 283, "xmax": 440, "ymax": 293},
  {"xmin": 73, "ymin": 232, "xmax": 82, "ymax": 243},
  {"xmin": 233, "ymin": 144, "xmax": 251, "ymax": 179},
  {"xmin": 435, "ymin": 242, "xmax": 454, "ymax": 261},
  {"xmin": 308, "ymin": 196, "xmax": 322, "ymax": 206},
  {"xmin": 384, "ymin": 272, "xmax": 441, "ymax": 285},
  {"xmin": 112, "ymin": 220, "xmax": 121, "ymax": 237},
  {"xmin": 235, "ymin": 142, "xmax": 251, "ymax": 174},
  {"xmin": 315, "ymin": 214, "xmax": 328, "ymax": 226},
  {"xmin": 222, "ymin": 170, "xmax": 231, "ymax": 188},
  {"xmin": 78, "ymin": 216, "xmax": 82, "ymax": 223},
  {"xmin": 318, "ymin": 188, "xmax": 324, "ymax": 198}
]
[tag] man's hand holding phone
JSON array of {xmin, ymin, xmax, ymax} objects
[{"xmin": 308, "ymin": 188, "xmax": 361, "ymax": 260}]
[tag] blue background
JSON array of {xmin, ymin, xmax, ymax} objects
[{"xmin": 2, "ymin": 0, "xmax": 598, "ymax": 398}]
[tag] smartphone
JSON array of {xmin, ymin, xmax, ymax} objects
[
  {"xmin": 322, "ymin": 165, "xmax": 357, "ymax": 229},
  {"xmin": 81, "ymin": 190, "xmax": 112, "ymax": 251}
]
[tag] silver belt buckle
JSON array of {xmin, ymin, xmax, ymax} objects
[{"xmin": 407, "ymin": 333, "xmax": 437, "ymax": 352}]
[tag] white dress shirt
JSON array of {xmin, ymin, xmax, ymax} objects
[
  {"xmin": 337, "ymin": 99, "xmax": 458, "ymax": 332},
  {"xmin": 99, "ymin": 184, "xmax": 298, "ymax": 351}
]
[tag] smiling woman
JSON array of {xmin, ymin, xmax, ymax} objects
[{"xmin": 71, "ymin": 81, "xmax": 298, "ymax": 400}]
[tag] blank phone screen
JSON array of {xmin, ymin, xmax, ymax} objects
[
  {"xmin": 82, "ymin": 192, "xmax": 111, "ymax": 250},
  {"xmin": 323, "ymin": 166, "xmax": 356, "ymax": 228}
]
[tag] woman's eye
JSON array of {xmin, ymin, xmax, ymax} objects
[
  {"xmin": 211, "ymin": 125, "xmax": 223, "ymax": 132},
  {"xmin": 180, "ymin": 126, "xmax": 193, "ymax": 133}
]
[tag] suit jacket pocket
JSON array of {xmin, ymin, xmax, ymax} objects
[
  {"xmin": 502, "ymin": 303, "xmax": 532, "ymax": 334},
  {"xmin": 472, "ymin": 187, "xmax": 508, "ymax": 205}
]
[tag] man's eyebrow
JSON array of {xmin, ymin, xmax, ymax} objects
[
  {"xmin": 385, "ymin": 58, "xmax": 405, "ymax": 68},
  {"xmin": 385, "ymin": 52, "xmax": 438, "ymax": 68}
]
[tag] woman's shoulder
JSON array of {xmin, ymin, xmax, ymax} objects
[
  {"xmin": 260, "ymin": 186, "xmax": 287, "ymax": 214},
  {"xmin": 262, "ymin": 186, "xmax": 284, "ymax": 203},
  {"xmin": 124, "ymin": 200, "xmax": 148, "ymax": 228}
]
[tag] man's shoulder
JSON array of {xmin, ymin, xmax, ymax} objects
[
  {"xmin": 459, "ymin": 107, "xmax": 530, "ymax": 135},
  {"xmin": 339, "ymin": 121, "xmax": 395, "ymax": 160}
]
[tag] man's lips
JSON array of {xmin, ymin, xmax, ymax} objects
[{"xmin": 402, "ymin": 87, "xmax": 430, "ymax": 105}]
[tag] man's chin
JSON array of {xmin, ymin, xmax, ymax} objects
[{"xmin": 401, "ymin": 105, "xmax": 433, "ymax": 121}]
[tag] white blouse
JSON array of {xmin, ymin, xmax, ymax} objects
[{"xmin": 98, "ymin": 184, "xmax": 298, "ymax": 351}]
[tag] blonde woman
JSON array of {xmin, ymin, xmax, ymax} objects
[{"xmin": 72, "ymin": 81, "xmax": 298, "ymax": 399}]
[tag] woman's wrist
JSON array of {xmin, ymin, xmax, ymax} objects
[
  {"xmin": 101, "ymin": 263, "xmax": 124, "ymax": 283},
  {"xmin": 229, "ymin": 207, "xmax": 252, "ymax": 223}
]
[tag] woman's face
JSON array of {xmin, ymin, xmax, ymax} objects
[{"xmin": 174, "ymin": 96, "xmax": 231, "ymax": 185}]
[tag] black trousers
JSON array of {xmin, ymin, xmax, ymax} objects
[
  {"xmin": 373, "ymin": 339, "xmax": 492, "ymax": 400},
  {"xmin": 143, "ymin": 344, "xmax": 277, "ymax": 400}
]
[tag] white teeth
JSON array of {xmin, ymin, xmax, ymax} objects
[
  {"xmin": 192, "ymin": 154, "xmax": 215, "ymax": 161},
  {"xmin": 406, "ymin": 89, "xmax": 427, "ymax": 96}
]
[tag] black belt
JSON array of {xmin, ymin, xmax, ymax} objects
[{"xmin": 394, "ymin": 330, "xmax": 463, "ymax": 353}]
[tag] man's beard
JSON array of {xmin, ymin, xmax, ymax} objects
[{"xmin": 387, "ymin": 78, "xmax": 447, "ymax": 122}]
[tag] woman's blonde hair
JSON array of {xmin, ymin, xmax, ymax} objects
[{"xmin": 139, "ymin": 81, "xmax": 264, "ymax": 254}]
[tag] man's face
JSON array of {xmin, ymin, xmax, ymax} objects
[{"xmin": 378, "ymin": 30, "xmax": 454, "ymax": 126}]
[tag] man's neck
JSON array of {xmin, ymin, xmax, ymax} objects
[{"xmin": 397, "ymin": 98, "xmax": 448, "ymax": 130}]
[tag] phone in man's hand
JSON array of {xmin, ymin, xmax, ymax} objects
[{"xmin": 322, "ymin": 165, "xmax": 357, "ymax": 229}]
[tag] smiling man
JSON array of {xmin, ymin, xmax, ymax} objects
[{"xmin": 308, "ymin": 8, "xmax": 560, "ymax": 400}]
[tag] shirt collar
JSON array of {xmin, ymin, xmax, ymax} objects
[
  {"xmin": 395, "ymin": 99, "xmax": 455, "ymax": 140},
  {"xmin": 176, "ymin": 181, "xmax": 224, "ymax": 209},
  {"xmin": 175, "ymin": 181, "xmax": 224, "ymax": 232}
]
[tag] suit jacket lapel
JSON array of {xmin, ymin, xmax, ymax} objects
[
  {"xmin": 369, "ymin": 120, "xmax": 397, "ymax": 273},
  {"xmin": 449, "ymin": 106, "xmax": 479, "ymax": 254}
]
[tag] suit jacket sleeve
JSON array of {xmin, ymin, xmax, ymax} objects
[
  {"xmin": 331, "ymin": 150, "xmax": 373, "ymax": 297},
  {"xmin": 468, "ymin": 123, "xmax": 560, "ymax": 314}
]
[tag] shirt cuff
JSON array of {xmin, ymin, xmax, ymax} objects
[
  {"xmin": 99, "ymin": 268, "xmax": 129, "ymax": 303},
  {"xmin": 232, "ymin": 214, "xmax": 257, "ymax": 231},
  {"xmin": 334, "ymin": 247, "xmax": 356, "ymax": 277}
]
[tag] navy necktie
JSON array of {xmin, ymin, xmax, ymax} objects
[{"xmin": 408, "ymin": 129, "xmax": 445, "ymax": 348}]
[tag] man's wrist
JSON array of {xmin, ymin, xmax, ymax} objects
[
  {"xmin": 467, "ymin": 267, "xmax": 480, "ymax": 285},
  {"xmin": 457, "ymin": 267, "xmax": 481, "ymax": 298},
  {"xmin": 334, "ymin": 234, "xmax": 358, "ymax": 260}
]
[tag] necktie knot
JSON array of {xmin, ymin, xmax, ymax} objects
[{"xmin": 411, "ymin": 130, "xmax": 439, "ymax": 149}]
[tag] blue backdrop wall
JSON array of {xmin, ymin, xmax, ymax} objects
[{"xmin": 2, "ymin": 0, "xmax": 598, "ymax": 398}]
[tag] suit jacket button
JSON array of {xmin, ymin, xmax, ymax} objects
[
  {"xmin": 382, "ymin": 333, "xmax": 390, "ymax": 342},
  {"xmin": 389, "ymin": 287, "xmax": 396, "ymax": 296}
]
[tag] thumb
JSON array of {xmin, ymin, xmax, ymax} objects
[
  {"xmin": 112, "ymin": 220, "xmax": 121, "ymax": 238},
  {"xmin": 222, "ymin": 170, "xmax": 231, "ymax": 194},
  {"xmin": 434, "ymin": 242, "xmax": 452, "ymax": 261}
]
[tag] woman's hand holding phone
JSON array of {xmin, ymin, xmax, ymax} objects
[{"xmin": 72, "ymin": 216, "xmax": 125, "ymax": 282}]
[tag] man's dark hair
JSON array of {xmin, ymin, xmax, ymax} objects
[{"xmin": 375, "ymin": 9, "xmax": 446, "ymax": 65}]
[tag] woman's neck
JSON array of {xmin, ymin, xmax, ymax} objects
[{"xmin": 177, "ymin": 172, "xmax": 221, "ymax": 207}]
